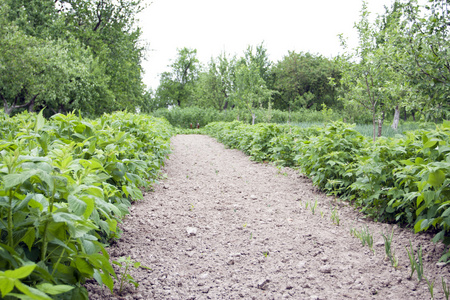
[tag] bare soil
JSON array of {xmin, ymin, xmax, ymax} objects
[{"xmin": 87, "ymin": 134, "xmax": 449, "ymax": 299}]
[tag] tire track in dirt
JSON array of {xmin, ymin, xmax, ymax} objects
[{"xmin": 87, "ymin": 134, "xmax": 449, "ymax": 299}]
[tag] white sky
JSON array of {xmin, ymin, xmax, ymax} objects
[{"xmin": 138, "ymin": 0, "xmax": 395, "ymax": 90}]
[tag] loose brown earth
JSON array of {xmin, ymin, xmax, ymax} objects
[{"xmin": 87, "ymin": 134, "xmax": 449, "ymax": 300}]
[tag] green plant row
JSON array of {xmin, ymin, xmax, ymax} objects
[
  {"xmin": 150, "ymin": 106, "xmax": 353, "ymax": 128},
  {"xmin": 204, "ymin": 120, "xmax": 450, "ymax": 262},
  {"xmin": 0, "ymin": 110, "xmax": 173, "ymax": 299}
]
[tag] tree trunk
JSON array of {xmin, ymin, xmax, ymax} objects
[
  {"xmin": 412, "ymin": 110, "xmax": 416, "ymax": 121},
  {"xmin": 223, "ymin": 100, "xmax": 228, "ymax": 111},
  {"xmin": 251, "ymin": 113, "xmax": 256, "ymax": 125},
  {"xmin": 378, "ymin": 111, "xmax": 385, "ymax": 138},
  {"xmin": 391, "ymin": 105, "xmax": 400, "ymax": 130},
  {"xmin": 372, "ymin": 113, "xmax": 377, "ymax": 142},
  {"xmin": 288, "ymin": 105, "xmax": 291, "ymax": 125},
  {"xmin": 28, "ymin": 98, "xmax": 36, "ymax": 113}
]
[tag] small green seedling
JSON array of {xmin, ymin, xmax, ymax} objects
[
  {"xmin": 382, "ymin": 229, "xmax": 399, "ymax": 268},
  {"xmin": 442, "ymin": 277, "xmax": 449, "ymax": 300},
  {"xmin": 113, "ymin": 256, "xmax": 151, "ymax": 295},
  {"xmin": 263, "ymin": 251, "xmax": 269, "ymax": 258},
  {"xmin": 425, "ymin": 277, "xmax": 435, "ymax": 300},
  {"xmin": 351, "ymin": 226, "xmax": 374, "ymax": 253},
  {"xmin": 310, "ymin": 200, "xmax": 318, "ymax": 215},
  {"xmin": 330, "ymin": 207, "xmax": 340, "ymax": 226},
  {"xmin": 405, "ymin": 241, "xmax": 423, "ymax": 281}
]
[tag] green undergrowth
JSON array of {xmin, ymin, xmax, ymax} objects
[
  {"xmin": 0, "ymin": 110, "xmax": 173, "ymax": 299},
  {"xmin": 151, "ymin": 106, "xmax": 347, "ymax": 128},
  {"xmin": 204, "ymin": 120, "xmax": 450, "ymax": 262}
]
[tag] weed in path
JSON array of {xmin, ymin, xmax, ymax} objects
[
  {"xmin": 382, "ymin": 229, "xmax": 399, "ymax": 268},
  {"xmin": 425, "ymin": 277, "xmax": 435, "ymax": 300},
  {"xmin": 406, "ymin": 241, "xmax": 423, "ymax": 281},
  {"xmin": 276, "ymin": 165, "xmax": 288, "ymax": 176},
  {"xmin": 113, "ymin": 256, "xmax": 151, "ymax": 295},
  {"xmin": 310, "ymin": 199, "xmax": 318, "ymax": 215},
  {"xmin": 351, "ymin": 226, "xmax": 374, "ymax": 253},
  {"xmin": 442, "ymin": 277, "xmax": 450, "ymax": 300},
  {"xmin": 330, "ymin": 207, "xmax": 340, "ymax": 226}
]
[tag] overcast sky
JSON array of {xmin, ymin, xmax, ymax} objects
[{"xmin": 138, "ymin": 0, "xmax": 395, "ymax": 90}]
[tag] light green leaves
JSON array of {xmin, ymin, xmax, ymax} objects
[
  {"xmin": 427, "ymin": 170, "xmax": 445, "ymax": 190},
  {"xmin": 0, "ymin": 111, "xmax": 173, "ymax": 299}
]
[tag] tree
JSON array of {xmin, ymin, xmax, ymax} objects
[
  {"xmin": 59, "ymin": 0, "xmax": 147, "ymax": 112},
  {"xmin": 271, "ymin": 51, "xmax": 341, "ymax": 112},
  {"xmin": 0, "ymin": 25, "xmax": 112, "ymax": 116},
  {"xmin": 381, "ymin": 0, "xmax": 450, "ymax": 121},
  {"xmin": 156, "ymin": 48, "xmax": 200, "ymax": 107},
  {"xmin": 233, "ymin": 49, "xmax": 273, "ymax": 125},
  {"xmin": 2, "ymin": 0, "xmax": 147, "ymax": 115},
  {"xmin": 192, "ymin": 53, "xmax": 236, "ymax": 110},
  {"xmin": 337, "ymin": 1, "xmax": 407, "ymax": 141}
]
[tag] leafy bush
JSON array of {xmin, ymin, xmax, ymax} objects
[
  {"xmin": 295, "ymin": 122, "xmax": 368, "ymax": 197},
  {"xmin": 0, "ymin": 111, "xmax": 173, "ymax": 299}
]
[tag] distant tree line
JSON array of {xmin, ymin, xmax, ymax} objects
[
  {"xmin": 150, "ymin": 0, "xmax": 449, "ymax": 134},
  {"xmin": 150, "ymin": 45, "xmax": 342, "ymax": 121}
]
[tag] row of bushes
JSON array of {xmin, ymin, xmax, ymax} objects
[
  {"xmin": 0, "ymin": 111, "xmax": 173, "ymax": 299},
  {"xmin": 204, "ymin": 121, "xmax": 450, "ymax": 261},
  {"xmin": 151, "ymin": 106, "xmax": 368, "ymax": 128}
]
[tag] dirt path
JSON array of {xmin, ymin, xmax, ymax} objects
[{"xmin": 87, "ymin": 134, "xmax": 449, "ymax": 299}]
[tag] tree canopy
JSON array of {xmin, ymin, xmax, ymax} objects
[{"xmin": 0, "ymin": 0, "xmax": 147, "ymax": 117}]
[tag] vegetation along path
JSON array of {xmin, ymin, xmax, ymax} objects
[{"xmin": 87, "ymin": 135, "xmax": 449, "ymax": 299}]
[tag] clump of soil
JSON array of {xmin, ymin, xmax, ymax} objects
[{"xmin": 87, "ymin": 135, "xmax": 449, "ymax": 299}]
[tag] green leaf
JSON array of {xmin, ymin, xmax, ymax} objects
[
  {"xmin": 80, "ymin": 196, "xmax": 95, "ymax": 219},
  {"xmin": 21, "ymin": 228, "xmax": 36, "ymax": 251},
  {"xmin": 14, "ymin": 280, "xmax": 52, "ymax": 300},
  {"xmin": 100, "ymin": 271, "xmax": 115, "ymax": 293},
  {"xmin": 423, "ymin": 140, "xmax": 437, "ymax": 148},
  {"xmin": 414, "ymin": 219, "xmax": 425, "ymax": 233},
  {"xmin": 4, "ymin": 264, "xmax": 36, "ymax": 279},
  {"xmin": 3, "ymin": 170, "xmax": 39, "ymax": 190},
  {"xmin": 415, "ymin": 157, "xmax": 424, "ymax": 165},
  {"xmin": 69, "ymin": 286, "xmax": 89, "ymax": 300},
  {"xmin": 68, "ymin": 195, "xmax": 87, "ymax": 216},
  {"xmin": 34, "ymin": 110, "xmax": 46, "ymax": 132},
  {"xmin": 443, "ymin": 120, "xmax": 450, "ymax": 129},
  {"xmin": 442, "ymin": 206, "xmax": 450, "ymax": 217},
  {"xmin": 35, "ymin": 283, "xmax": 74, "ymax": 295},
  {"xmin": 428, "ymin": 170, "xmax": 445, "ymax": 189},
  {"xmin": 73, "ymin": 257, "xmax": 94, "ymax": 277},
  {"xmin": 0, "ymin": 277, "xmax": 15, "ymax": 297}
]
